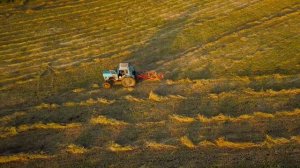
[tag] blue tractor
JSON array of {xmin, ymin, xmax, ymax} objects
[{"xmin": 102, "ymin": 63, "xmax": 136, "ymax": 88}]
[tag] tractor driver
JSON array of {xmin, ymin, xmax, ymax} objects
[{"xmin": 118, "ymin": 70, "xmax": 125, "ymax": 79}]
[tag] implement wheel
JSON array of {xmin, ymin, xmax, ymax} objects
[
  {"xmin": 122, "ymin": 77, "xmax": 136, "ymax": 87},
  {"xmin": 103, "ymin": 81, "xmax": 112, "ymax": 89}
]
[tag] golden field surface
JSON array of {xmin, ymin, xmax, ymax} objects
[{"xmin": 0, "ymin": 0, "xmax": 299, "ymax": 167}]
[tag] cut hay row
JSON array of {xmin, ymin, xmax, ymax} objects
[
  {"xmin": 32, "ymin": 97, "xmax": 115, "ymax": 110},
  {"xmin": 107, "ymin": 142, "xmax": 136, "ymax": 152},
  {"xmin": 90, "ymin": 115, "xmax": 128, "ymax": 126},
  {"xmin": 0, "ymin": 153, "xmax": 51, "ymax": 164},
  {"xmin": 0, "ymin": 111, "xmax": 26, "ymax": 126},
  {"xmin": 148, "ymin": 88, "xmax": 299, "ymax": 102},
  {"xmin": 169, "ymin": 109, "xmax": 300, "ymax": 124},
  {"xmin": 64, "ymin": 144, "xmax": 88, "ymax": 154},
  {"xmin": 145, "ymin": 141, "xmax": 177, "ymax": 150},
  {"xmin": 181, "ymin": 135, "xmax": 300, "ymax": 149},
  {"xmin": 167, "ymin": 73, "xmax": 300, "ymax": 86},
  {"xmin": 0, "ymin": 123, "xmax": 81, "ymax": 139},
  {"xmin": 149, "ymin": 91, "xmax": 187, "ymax": 102}
]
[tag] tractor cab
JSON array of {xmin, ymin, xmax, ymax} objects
[{"xmin": 117, "ymin": 63, "xmax": 135, "ymax": 79}]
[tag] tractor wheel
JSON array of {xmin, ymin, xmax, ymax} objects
[
  {"xmin": 122, "ymin": 77, "xmax": 136, "ymax": 88},
  {"xmin": 103, "ymin": 81, "xmax": 112, "ymax": 89}
]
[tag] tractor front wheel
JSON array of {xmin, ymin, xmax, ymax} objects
[
  {"xmin": 103, "ymin": 81, "xmax": 112, "ymax": 89},
  {"xmin": 122, "ymin": 77, "xmax": 136, "ymax": 88}
]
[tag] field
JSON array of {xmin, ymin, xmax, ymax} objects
[{"xmin": 0, "ymin": 0, "xmax": 300, "ymax": 167}]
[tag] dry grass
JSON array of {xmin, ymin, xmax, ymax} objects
[
  {"xmin": 149, "ymin": 91, "xmax": 168, "ymax": 102},
  {"xmin": 96, "ymin": 98, "xmax": 116, "ymax": 104},
  {"xmin": 80, "ymin": 98, "xmax": 98, "ymax": 106},
  {"xmin": 215, "ymin": 137, "xmax": 259, "ymax": 149},
  {"xmin": 275, "ymin": 109, "xmax": 300, "ymax": 117},
  {"xmin": 165, "ymin": 78, "xmax": 193, "ymax": 85},
  {"xmin": 262, "ymin": 135, "xmax": 290, "ymax": 148},
  {"xmin": 0, "ymin": 127, "xmax": 18, "ymax": 138},
  {"xmin": 168, "ymin": 95, "xmax": 187, "ymax": 100},
  {"xmin": 291, "ymin": 136, "xmax": 300, "ymax": 144},
  {"xmin": 197, "ymin": 109, "xmax": 299, "ymax": 124},
  {"xmin": 0, "ymin": 0, "xmax": 299, "ymax": 166},
  {"xmin": 206, "ymin": 135, "xmax": 299, "ymax": 149},
  {"xmin": 198, "ymin": 140, "xmax": 216, "ymax": 148},
  {"xmin": 180, "ymin": 136, "xmax": 196, "ymax": 148},
  {"xmin": 198, "ymin": 114, "xmax": 231, "ymax": 123},
  {"xmin": 108, "ymin": 142, "xmax": 136, "ymax": 152},
  {"xmin": 0, "ymin": 112, "xmax": 26, "ymax": 126},
  {"xmin": 0, "ymin": 153, "xmax": 50, "ymax": 164},
  {"xmin": 135, "ymin": 121, "xmax": 166, "ymax": 128},
  {"xmin": 35, "ymin": 103, "xmax": 59, "ymax": 109},
  {"xmin": 90, "ymin": 115, "xmax": 128, "ymax": 126},
  {"xmin": 62, "ymin": 98, "xmax": 115, "ymax": 107},
  {"xmin": 169, "ymin": 114, "xmax": 196, "ymax": 123},
  {"xmin": 91, "ymin": 83, "xmax": 100, "ymax": 89},
  {"xmin": 63, "ymin": 101, "xmax": 77, "ymax": 107},
  {"xmin": 149, "ymin": 91, "xmax": 186, "ymax": 102},
  {"xmin": 124, "ymin": 95, "xmax": 145, "ymax": 102},
  {"xmin": 253, "ymin": 112, "xmax": 275, "ymax": 119},
  {"xmin": 243, "ymin": 89, "xmax": 300, "ymax": 97},
  {"xmin": 72, "ymin": 88, "xmax": 86, "ymax": 93},
  {"xmin": 17, "ymin": 123, "xmax": 81, "ymax": 132},
  {"xmin": 80, "ymin": 98, "xmax": 115, "ymax": 106},
  {"xmin": 145, "ymin": 141, "xmax": 177, "ymax": 150},
  {"xmin": 65, "ymin": 144, "xmax": 88, "ymax": 154},
  {"xmin": 0, "ymin": 123, "xmax": 81, "ymax": 138}
]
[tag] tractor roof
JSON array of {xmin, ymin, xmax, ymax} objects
[
  {"xmin": 118, "ymin": 63, "xmax": 131, "ymax": 70},
  {"xmin": 119, "ymin": 63, "xmax": 129, "ymax": 68}
]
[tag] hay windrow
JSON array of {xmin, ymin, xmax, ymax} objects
[
  {"xmin": 169, "ymin": 114, "xmax": 196, "ymax": 123},
  {"xmin": 180, "ymin": 136, "xmax": 196, "ymax": 148},
  {"xmin": 149, "ymin": 91, "xmax": 168, "ymax": 102},
  {"xmin": 35, "ymin": 103, "xmax": 59, "ymax": 109},
  {"xmin": 124, "ymin": 95, "xmax": 145, "ymax": 102},
  {"xmin": 0, "ymin": 123, "xmax": 81, "ymax": 138},
  {"xmin": 90, "ymin": 115, "xmax": 128, "ymax": 126},
  {"xmin": 145, "ymin": 141, "xmax": 177, "ymax": 150},
  {"xmin": 215, "ymin": 137, "xmax": 260, "ymax": 149},
  {"xmin": 149, "ymin": 91, "xmax": 186, "ymax": 101},
  {"xmin": 108, "ymin": 142, "xmax": 136, "ymax": 152},
  {"xmin": 65, "ymin": 144, "xmax": 88, "ymax": 154},
  {"xmin": 0, "ymin": 153, "xmax": 51, "ymax": 163}
]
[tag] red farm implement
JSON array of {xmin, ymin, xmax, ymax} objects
[{"xmin": 136, "ymin": 71, "xmax": 164, "ymax": 81}]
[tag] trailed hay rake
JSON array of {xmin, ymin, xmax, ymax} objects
[{"xmin": 137, "ymin": 71, "xmax": 164, "ymax": 81}]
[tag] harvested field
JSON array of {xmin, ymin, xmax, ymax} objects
[{"xmin": 0, "ymin": 0, "xmax": 299, "ymax": 167}]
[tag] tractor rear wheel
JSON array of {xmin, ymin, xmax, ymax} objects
[
  {"xmin": 122, "ymin": 77, "xmax": 136, "ymax": 87},
  {"xmin": 103, "ymin": 81, "xmax": 112, "ymax": 89}
]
